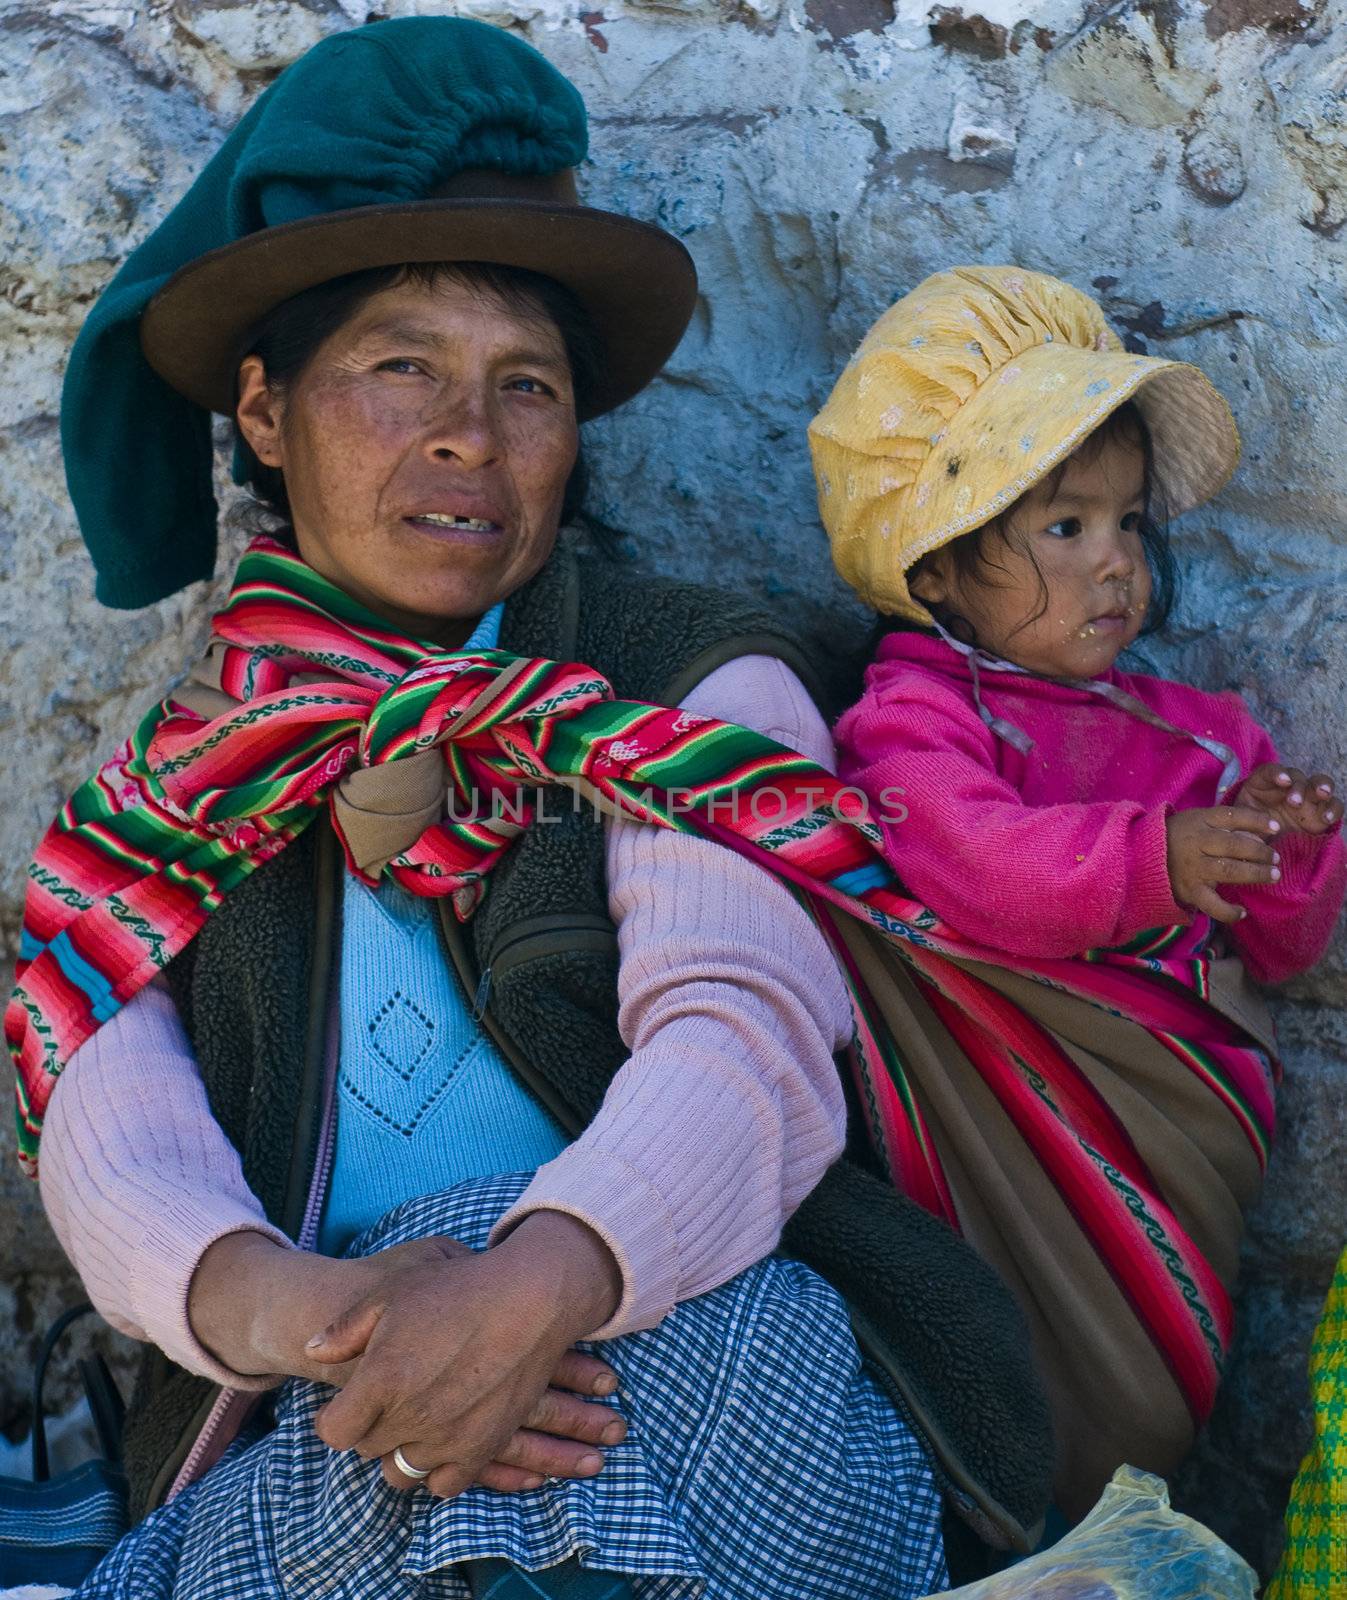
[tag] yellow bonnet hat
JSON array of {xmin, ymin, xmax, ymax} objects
[{"xmin": 808, "ymin": 265, "xmax": 1240, "ymax": 623}]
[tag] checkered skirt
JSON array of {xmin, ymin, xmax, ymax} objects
[{"xmin": 72, "ymin": 1175, "xmax": 946, "ymax": 1600}]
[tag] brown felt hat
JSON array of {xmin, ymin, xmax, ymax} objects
[{"xmin": 140, "ymin": 168, "xmax": 699, "ymax": 423}]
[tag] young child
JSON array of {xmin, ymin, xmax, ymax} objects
[
  {"xmin": 807, "ymin": 263, "xmax": 1346, "ymax": 1523},
  {"xmin": 812, "ymin": 266, "xmax": 1345, "ymax": 978}
]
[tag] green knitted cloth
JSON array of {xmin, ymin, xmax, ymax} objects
[{"xmin": 60, "ymin": 17, "xmax": 587, "ymax": 610}]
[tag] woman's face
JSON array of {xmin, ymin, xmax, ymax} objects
[
  {"xmin": 910, "ymin": 429, "xmax": 1152, "ymax": 679},
  {"xmin": 235, "ymin": 275, "xmax": 579, "ymax": 646}
]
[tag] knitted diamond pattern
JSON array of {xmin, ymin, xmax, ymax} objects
[{"xmin": 369, "ymin": 991, "xmax": 434, "ymax": 1084}]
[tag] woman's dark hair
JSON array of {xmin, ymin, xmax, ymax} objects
[
  {"xmin": 231, "ymin": 260, "xmax": 603, "ymax": 532},
  {"xmin": 903, "ymin": 400, "xmax": 1178, "ymax": 650}
]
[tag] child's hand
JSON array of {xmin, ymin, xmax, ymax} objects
[
  {"xmin": 1165, "ymin": 805, "xmax": 1282, "ymax": 924},
  {"xmin": 1235, "ymin": 762, "xmax": 1340, "ymax": 836}
]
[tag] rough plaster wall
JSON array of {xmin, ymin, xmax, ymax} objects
[{"xmin": 1, "ymin": 0, "xmax": 1344, "ymax": 1573}]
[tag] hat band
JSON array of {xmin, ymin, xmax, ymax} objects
[{"xmin": 427, "ymin": 166, "xmax": 579, "ymax": 204}]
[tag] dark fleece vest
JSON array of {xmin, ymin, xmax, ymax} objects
[{"xmin": 129, "ymin": 540, "xmax": 1052, "ymax": 1550}]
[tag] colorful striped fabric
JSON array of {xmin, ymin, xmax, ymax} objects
[{"xmin": 8, "ymin": 535, "xmax": 1277, "ymax": 1440}]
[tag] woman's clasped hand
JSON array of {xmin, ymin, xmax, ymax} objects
[{"xmin": 188, "ymin": 1212, "xmax": 627, "ymax": 1498}]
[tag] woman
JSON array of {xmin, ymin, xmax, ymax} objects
[{"xmin": 10, "ymin": 15, "xmax": 1048, "ymax": 1599}]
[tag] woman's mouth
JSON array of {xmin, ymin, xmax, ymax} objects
[{"xmin": 404, "ymin": 512, "xmax": 504, "ymax": 541}]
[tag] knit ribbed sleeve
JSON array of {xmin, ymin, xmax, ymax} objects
[
  {"xmin": 488, "ymin": 655, "xmax": 851, "ymax": 1336},
  {"xmin": 39, "ymin": 977, "xmax": 291, "ymax": 1387}
]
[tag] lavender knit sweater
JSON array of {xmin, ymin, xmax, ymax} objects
[{"xmin": 38, "ymin": 654, "xmax": 851, "ymax": 1382}]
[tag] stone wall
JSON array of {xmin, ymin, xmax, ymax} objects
[{"xmin": 2, "ymin": 0, "xmax": 1345, "ymax": 1576}]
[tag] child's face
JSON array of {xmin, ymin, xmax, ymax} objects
[{"xmin": 911, "ymin": 430, "xmax": 1152, "ymax": 678}]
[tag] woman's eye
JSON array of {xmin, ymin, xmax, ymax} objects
[
  {"xmin": 508, "ymin": 375, "xmax": 557, "ymax": 398},
  {"xmin": 377, "ymin": 358, "xmax": 424, "ymax": 376},
  {"xmin": 1121, "ymin": 511, "xmax": 1143, "ymax": 532},
  {"xmin": 1045, "ymin": 518, "xmax": 1082, "ymax": 540}
]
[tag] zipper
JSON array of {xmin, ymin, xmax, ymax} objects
[
  {"xmin": 166, "ymin": 1388, "xmax": 257, "ymax": 1502},
  {"xmin": 166, "ymin": 827, "xmax": 344, "ymax": 1504},
  {"xmin": 167, "ymin": 1026, "xmax": 341, "ymax": 1505},
  {"xmin": 166, "ymin": 990, "xmax": 342, "ymax": 1505},
  {"xmin": 280, "ymin": 823, "xmax": 342, "ymax": 1237},
  {"xmin": 470, "ymin": 965, "xmax": 493, "ymax": 1023},
  {"xmin": 485, "ymin": 913, "xmax": 618, "ymax": 977},
  {"xmin": 473, "ymin": 913, "xmax": 620, "ymax": 1018},
  {"xmin": 297, "ymin": 975, "xmax": 342, "ymax": 1252}
]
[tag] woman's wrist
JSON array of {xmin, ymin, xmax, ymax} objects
[
  {"xmin": 188, "ymin": 1231, "xmax": 292, "ymax": 1377},
  {"xmin": 495, "ymin": 1210, "xmax": 623, "ymax": 1344},
  {"xmin": 190, "ymin": 1212, "xmax": 623, "ymax": 1384},
  {"xmin": 189, "ymin": 1230, "xmax": 354, "ymax": 1380}
]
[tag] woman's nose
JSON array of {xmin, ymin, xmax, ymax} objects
[{"xmin": 424, "ymin": 391, "xmax": 502, "ymax": 470}]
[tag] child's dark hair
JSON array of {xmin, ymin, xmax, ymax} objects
[{"xmin": 905, "ymin": 401, "xmax": 1177, "ymax": 649}]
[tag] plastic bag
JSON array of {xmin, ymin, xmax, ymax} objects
[{"xmin": 926, "ymin": 1467, "xmax": 1257, "ymax": 1599}]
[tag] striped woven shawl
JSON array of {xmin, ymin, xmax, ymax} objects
[{"xmin": 8, "ymin": 535, "xmax": 1276, "ymax": 1499}]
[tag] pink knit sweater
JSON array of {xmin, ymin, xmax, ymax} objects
[
  {"xmin": 835, "ymin": 630, "xmax": 1346, "ymax": 980},
  {"xmin": 38, "ymin": 656, "xmax": 850, "ymax": 1385}
]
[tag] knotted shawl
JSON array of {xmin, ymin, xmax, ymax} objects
[{"xmin": 9, "ymin": 535, "xmax": 1277, "ymax": 1499}]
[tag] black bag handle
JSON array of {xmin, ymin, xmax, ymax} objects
[
  {"xmin": 79, "ymin": 1352, "xmax": 126, "ymax": 1467},
  {"xmin": 30, "ymin": 1302, "xmax": 124, "ymax": 1482}
]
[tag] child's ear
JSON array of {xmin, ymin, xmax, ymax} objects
[{"xmin": 908, "ymin": 554, "xmax": 949, "ymax": 608}]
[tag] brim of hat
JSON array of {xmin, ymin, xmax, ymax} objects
[
  {"xmin": 898, "ymin": 344, "xmax": 1241, "ymax": 582},
  {"xmin": 140, "ymin": 198, "xmax": 698, "ymax": 421}
]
